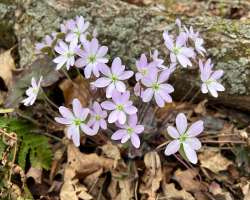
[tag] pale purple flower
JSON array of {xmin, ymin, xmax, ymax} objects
[
  {"xmin": 184, "ymin": 26, "xmax": 206, "ymax": 56},
  {"xmin": 93, "ymin": 57, "xmax": 133, "ymax": 98},
  {"xmin": 141, "ymin": 70, "xmax": 174, "ymax": 107},
  {"xmin": 60, "ymin": 19, "xmax": 75, "ymax": 33},
  {"xmin": 88, "ymin": 101, "xmax": 107, "ymax": 132},
  {"xmin": 65, "ymin": 16, "xmax": 89, "ymax": 43},
  {"xmin": 22, "ymin": 76, "xmax": 43, "ymax": 106},
  {"xmin": 175, "ymin": 18, "xmax": 182, "ymax": 29},
  {"xmin": 135, "ymin": 54, "xmax": 157, "ymax": 81},
  {"xmin": 55, "ymin": 98, "xmax": 96, "ymax": 147},
  {"xmin": 35, "ymin": 33, "xmax": 56, "ymax": 54},
  {"xmin": 111, "ymin": 114, "xmax": 144, "ymax": 148},
  {"xmin": 53, "ymin": 40, "xmax": 77, "ymax": 70},
  {"xmin": 75, "ymin": 38, "xmax": 109, "ymax": 78},
  {"xmin": 151, "ymin": 50, "xmax": 166, "ymax": 70},
  {"xmin": 163, "ymin": 31, "xmax": 195, "ymax": 68},
  {"xmin": 199, "ymin": 59, "xmax": 225, "ymax": 98},
  {"xmin": 101, "ymin": 91, "xmax": 137, "ymax": 124},
  {"xmin": 134, "ymin": 82, "xmax": 143, "ymax": 97},
  {"xmin": 165, "ymin": 113, "xmax": 204, "ymax": 164}
]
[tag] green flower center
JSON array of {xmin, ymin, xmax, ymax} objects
[
  {"xmin": 74, "ymin": 29, "xmax": 81, "ymax": 37},
  {"xmin": 127, "ymin": 127, "xmax": 134, "ymax": 135},
  {"xmin": 179, "ymin": 133, "xmax": 188, "ymax": 143},
  {"xmin": 141, "ymin": 68, "xmax": 148, "ymax": 76},
  {"xmin": 95, "ymin": 115, "xmax": 101, "ymax": 121},
  {"xmin": 116, "ymin": 104, "xmax": 124, "ymax": 111},
  {"xmin": 32, "ymin": 88, "xmax": 39, "ymax": 94},
  {"xmin": 205, "ymin": 79, "xmax": 214, "ymax": 85},
  {"xmin": 173, "ymin": 46, "xmax": 181, "ymax": 55},
  {"xmin": 73, "ymin": 119, "xmax": 84, "ymax": 126},
  {"xmin": 152, "ymin": 83, "xmax": 160, "ymax": 91},
  {"xmin": 66, "ymin": 52, "xmax": 74, "ymax": 58},
  {"xmin": 88, "ymin": 55, "xmax": 96, "ymax": 63},
  {"xmin": 111, "ymin": 75, "xmax": 118, "ymax": 83}
]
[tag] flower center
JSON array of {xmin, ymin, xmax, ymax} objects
[
  {"xmin": 152, "ymin": 83, "xmax": 160, "ymax": 91},
  {"xmin": 66, "ymin": 51, "xmax": 74, "ymax": 58},
  {"xmin": 127, "ymin": 127, "xmax": 134, "ymax": 135},
  {"xmin": 111, "ymin": 75, "xmax": 118, "ymax": 83},
  {"xmin": 179, "ymin": 133, "xmax": 188, "ymax": 143},
  {"xmin": 141, "ymin": 68, "xmax": 148, "ymax": 76},
  {"xmin": 116, "ymin": 104, "xmax": 124, "ymax": 111},
  {"xmin": 173, "ymin": 46, "xmax": 181, "ymax": 55},
  {"xmin": 205, "ymin": 79, "xmax": 214, "ymax": 85},
  {"xmin": 73, "ymin": 119, "xmax": 83, "ymax": 126},
  {"xmin": 74, "ymin": 29, "xmax": 81, "ymax": 37},
  {"xmin": 88, "ymin": 55, "xmax": 96, "ymax": 63},
  {"xmin": 32, "ymin": 88, "xmax": 39, "ymax": 94},
  {"xmin": 95, "ymin": 115, "xmax": 101, "ymax": 121}
]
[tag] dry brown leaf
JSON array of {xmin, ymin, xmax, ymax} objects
[
  {"xmin": 0, "ymin": 48, "xmax": 15, "ymax": 88},
  {"xmin": 60, "ymin": 179, "xmax": 93, "ymax": 200},
  {"xmin": 194, "ymin": 99, "xmax": 208, "ymax": 115},
  {"xmin": 174, "ymin": 169, "xmax": 201, "ymax": 192},
  {"xmin": 59, "ymin": 76, "xmax": 91, "ymax": 107},
  {"xmin": 101, "ymin": 142, "xmax": 121, "ymax": 168},
  {"xmin": 26, "ymin": 167, "xmax": 42, "ymax": 184},
  {"xmin": 139, "ymin": 151, "xmax": 162, "ymax": 199},
  {"xmin": 66, "ymin": 143, "xmax": 114, "ymax": 178},
  {"xmin": 209, "ymin": 182, "xmax": 233, "ymax": 200},
  {"xmin": 162, "ymin": 183, "xmax": 195, "ymax": 200},
  {"xmin": 116, "ymin": 178, "xmax": 134, "ymax": 200},
  {"xmin": 199, "ymin": 150, "xmax": 233, "ymax": 173}
]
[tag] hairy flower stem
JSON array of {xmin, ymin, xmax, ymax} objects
[
  {"xmin": 189, "ymin": 89, "xmax": 200, "ymax": 104},
  {"xmin": 76, "ymin": 68, "xmax": 84, "ymax": 81},
  {"xmin": 41, "ymin": 88, "xmax": 59, "ymax": 109},
  {"xmin": 62, "ymin": 69, "xmax": 73, "ymax": 82}
]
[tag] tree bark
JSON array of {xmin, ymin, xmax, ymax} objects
[{"xmin": 1, "ymin": 0, "xmax": 250, "ymax": 111}]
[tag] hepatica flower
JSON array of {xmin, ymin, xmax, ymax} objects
[
  {"xmin": 163, "ymin": 31, "xmax": 195, "ymax": 68},
  {"xmin": 135, "ymin": 53, "xmax": 157, "ymax": 81},
  {"xmin": 53, "ymin": 40, "xmax": 77, "ymax": 70},
  {"xmin": 151, "ymin": 50, "xmax": 167, "ymax": 70},
  {"xmin": 55, "ymin": 98, "xmax": 96, "ymax": 147},
  {"xmin": 22, "ymin": 76, "xmax": 43, "ymax": 106},
  {"xmin": 93, "ymin": 57, "xmax": 133, "ymax": 98},
  {"xmin": 35, "ymin": 33, "xmax": 56, "ymax": 54},
  {"xmin": 111, "ymin": 114, "xmax": 144, "ymax": 148},
  {"xmin": 185, "ymin": 26, "xmax": 206, "ymax": 56},
  {"xmin": 65, "ymin": 16, "xmax": 89, "ymax": 43},
  {"xmin": 101, "ymin": 91, "xmax": 137, "ymax": 124},
  {"xmin": 199, "ymin": 59, "xmax": 225, "ymax": 98},
  {"xmin": 165, "ymin": 113, "xmax": 204, "ymax": 164},
  {"xmin": 88, "ymin": 101, "xmax": 107, "ymax": 132},
  {"xmin": 75, "ymin": 38, "xmax": 109, "ymax": 78},
  {"xmin": 141, "ymin": 70, "xmax": 174, "ymax": 107}
]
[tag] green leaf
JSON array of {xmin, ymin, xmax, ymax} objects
[{"xmin": 0, "ymin": 117, "xmax": 52, "ymax": 170}]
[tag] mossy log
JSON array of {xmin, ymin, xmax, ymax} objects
[{"xmin": 1, "ymin": 0, "xmax": 250, "ymax": 111}]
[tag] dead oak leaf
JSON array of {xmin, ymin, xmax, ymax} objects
[
  {"xmin": 66, "ymin": 143, "xmax": 114, "ymax": 179},
  {"xmin": 101, "ymin": 142, "xmax": 121, "ymax": 168},
  {"xmin": 0, "ymin": 48, "xmax": 15, "ymax": 88},
  {"xmin": 139, "ymin": 151, "xmax": 162, "ymax": 199},
  {"xmin": 162, "ymin": 183, "xmax": 195, "ymax": 200},
  {"xmin": 174, "ymin": 169, "xmax": 202, "ymax": 192},
  {"xmin": 199, "ymin": 150, "xmax": 233, "ymax": 173},
  {"xmin": 59, "ymin": 76, "xmax": 91, "ymax": 107},
  {"xmin": 60, "ymin": 179, "xmax": 93, "ymax": 200}
]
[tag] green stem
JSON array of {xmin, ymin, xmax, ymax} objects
[
  {"xmin": 76, "ymin": 68, "xmax": 84, "ymax": 80},
  {"xmin": 62, "ymin": 69, "xmax": 73, "ymax": 82},
  {"xmin": 41, "ymin": 88, "xmax": 59, "ymax": 109}
]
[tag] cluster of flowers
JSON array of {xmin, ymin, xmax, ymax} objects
[{"xmin": 22, "ymin": 16, "xmax": 225, "ymax": 164}]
